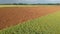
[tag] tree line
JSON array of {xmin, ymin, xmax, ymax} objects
[{"xmin": 0, "ymin": 3, "xmax": 60, "ymax": 5}]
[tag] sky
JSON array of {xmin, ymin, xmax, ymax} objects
[{"xmin": 0, "ymin": 0, "xmax": 60, "ymax": 4}]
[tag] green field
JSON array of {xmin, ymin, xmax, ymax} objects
[
  {"xmin": 0, "ymin": 5, "xmax": 43, "ymax": 7},
  {"xmin": 0, "ymin": 5, "xmax": 59, "ymax": 7},
  {"xmin": 0, "ymin": 11, "xmax": 60, "ymax": 34}
]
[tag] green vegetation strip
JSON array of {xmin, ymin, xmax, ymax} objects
[
  {"xmin": 0, "ymin": 5, "xmax": 44, "ymax": 7},
  {"xmin": 0, "ymin": 5, "xmax": 58, "ymax": 7},
  {"xmin": 0, "ymin": 11, "xmax": 60, "ymax": 34}
]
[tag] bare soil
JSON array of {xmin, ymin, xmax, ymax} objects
[{"xmin": 0, "ymin": 6, "xmax": 60, "ymax": 30}]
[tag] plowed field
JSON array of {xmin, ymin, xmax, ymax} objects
[{"xmin": 0, "ymin": 6, "xmax": 60, "ymax": 29}]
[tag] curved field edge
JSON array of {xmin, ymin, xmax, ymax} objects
[
  {"xmin": 0, "ymin": 6, "xmax": 59, "ymax": 30},
  {"xmin": 0, "ymin": 11, "xmax": 60, "ymax": 34}
]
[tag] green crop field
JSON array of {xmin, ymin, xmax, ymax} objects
[
  {"xmin": 0, "ymin": 5, "xmax": 42, "ymax": 7},
  {"xmin": 0, "ymin": 5, "xmax": 58, "ymax": 7},
  {"xmin": 0, "ymin": 11, "xmax": 60, "ymax": 34}
]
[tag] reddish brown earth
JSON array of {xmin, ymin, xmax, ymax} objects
[{"xmin": 0, "ymin": 6, "xmax": 60, "ymax": 30}]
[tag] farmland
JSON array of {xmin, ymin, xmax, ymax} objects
[
  {"xmin": 0, "ymin": 11, "xmax": 60, "ymax": 34},
  {"xmin": 0, "ymin": 5, "xmax": 60, "ymax": 34},
  {"xmin": 0, "ymin": 5, "xmax": 59, "ymax": 7}
]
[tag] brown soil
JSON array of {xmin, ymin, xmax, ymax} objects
[{"xmin": 0, "ymin": 6, "xmax": 60, "ymax": 30}]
